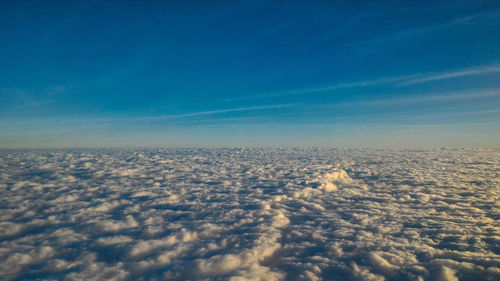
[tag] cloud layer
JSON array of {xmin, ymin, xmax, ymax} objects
[{"xmin": 0, "ymin": 148, "xmax": 499, "ymax": 280}]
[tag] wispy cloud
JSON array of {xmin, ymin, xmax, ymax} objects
[
  {"xmin": 334, "ymin": 88, "xmax": 500, "ymax": 107},
  {"xmin": 397, "ymin": 64, "xmax": 500, "ymax": 85},
  {"xmin": 221, "ymin": 63, "xmax": 500, "ymax": 102},
  {"xmin": 130, "ymin": 103, "xmax": 297, "ymax": 121},
  {"xmin": 205, "ymin": 89, "xmax": 500, "ymax": 128},
  {"xmin": 349, "ymin": 9, "xmax": 500, "ymax": 56},
  {"xmin": 0, "ymin": 103, "xmax": 298, "ymax": 127},
  {"xmin": 219, "ymin": 75, "xmax": 417, "ymax": 102}
]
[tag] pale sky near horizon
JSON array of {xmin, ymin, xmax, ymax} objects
[{"xmin": 1, "ymin": 1, "xmax": 500, "ymax": 148}]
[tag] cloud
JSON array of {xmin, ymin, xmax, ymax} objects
[
  {"xmin": 398, "ymin": 64, "xmax": 500, "ymax": 85},
  {"xmin": 218, "ymin": 75, "xmax": 415, "ymax": 102},
  {"xmin": 329, "ymin": 88, "xmax": 500, "ymax": 108},
  {"xmin": 0, "ymin": 148, "xmax": 499, "ymax": 280},
  {"xmin": 220, "ymin": 63, "xmax": 500, "ymax": 103},
  {"xmin": 0, "ymin": 103, "xmax": 298, "ymax": 130},
  {"xmin": 436, "ymin": 266, "xmax": 459, "ymax": 281},
  {"xmin": 129, "ymin": 103, "xmax": 298, "ymax": 121},
  {"xmin": 348, "ymin": 9, "xmax": 500, "ymax": 56},
  {"xmin": 94, "ymin": 215, "xmax": 139, "ymax": 233}
]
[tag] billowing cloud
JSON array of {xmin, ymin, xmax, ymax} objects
[{"xmin": 0, "ymin": 148, "xmax": 498, "ymax": 280}]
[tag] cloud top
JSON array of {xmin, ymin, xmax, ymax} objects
[{"xmin": 0, "ymin": 148, "xmax": 499, "ymax": 280}]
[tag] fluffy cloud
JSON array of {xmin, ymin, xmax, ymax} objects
[{"xmin": 0, "ymin": 148, "xmax": 499, "ymax": 280}]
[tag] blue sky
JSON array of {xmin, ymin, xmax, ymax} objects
[{"xmin": 1, "ymin": 0, "xmax": 500, "ymax": 148}]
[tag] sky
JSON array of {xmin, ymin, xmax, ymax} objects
[{"xmin": 1, "ymin": 0, "xmax": 500, "ymax": 148}]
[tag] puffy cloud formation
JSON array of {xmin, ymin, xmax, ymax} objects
[{"xmin": 0, "ymin": 148, "xmax": 499, "ymax": 280}]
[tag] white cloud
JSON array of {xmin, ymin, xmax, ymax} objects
[
  {"xmin": 95, "ymin": 236, "xmax": 133, "ymax": 246},
  {"xmin": 399, "ymin": 64, "xmax": 500, "ymax": 85},
  {"xmin": 95, "ymin": 215, "xmax": 139, "ymax": 233},
  {"xmin": 0, "ymin": 148, "xmax": 498, "ymax": 280},
  {"xmin": 220, "ymin": 61, "xmax": 500, "ymax": 104},
  {"xmin": 436, "ymin": 266, "xmax": 459, "ymax": 281}
]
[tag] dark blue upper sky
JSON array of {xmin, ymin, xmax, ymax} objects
[{"xmin": 1, "ymin": 0, "xmax": 500, "ymax": 148}]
